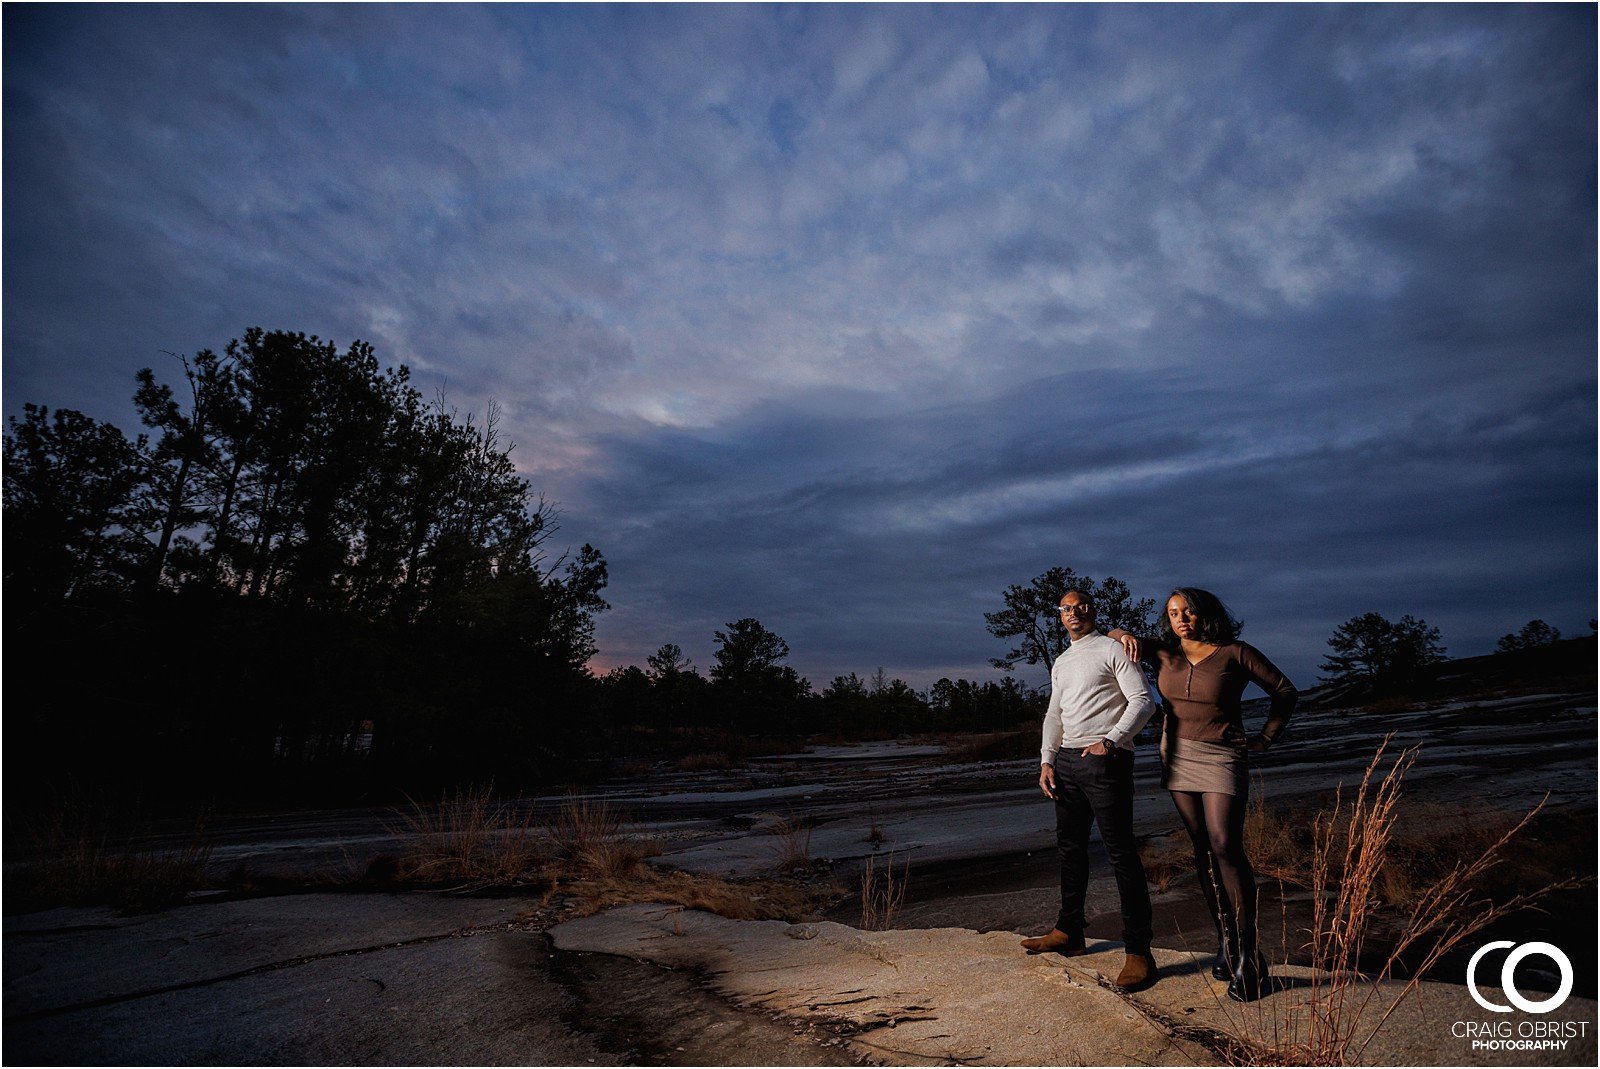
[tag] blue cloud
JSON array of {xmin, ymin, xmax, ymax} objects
[{"xmin": 5, "ymin": 3, "xmax": 1593, "ymax": 688}]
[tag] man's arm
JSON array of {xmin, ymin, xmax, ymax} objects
[
  {"xmin": 1039, "ymin": 661, "xmax": 1062, "ymax": 797},
  {"xmin": 1039, "ymin": 661, "xmax": 1064, "ymax": 764},
  {"xmin": 1103, "ymin": 652, "xmax": 1157, "ymax": 749}
]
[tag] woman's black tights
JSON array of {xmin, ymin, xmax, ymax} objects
[{"xmin": 1170, "ymin": 789, "xmax": 1257, "ymax": 961}]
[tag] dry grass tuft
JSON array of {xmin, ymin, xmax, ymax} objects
[
  {"xmin": 393, "ymin": 786, "xmax": 543, "ymax": 883},
  {"xmin": 1242, "ymin": 778, "xmax": 1313, "ymax": 885},
  {"xmin": 549, "ymin": 793, "xmax": 656, "ymax": 878},
  {"xmin": 860, "ymin": 850, "xmax": 910, "ymax": 930},
  {"xmin": 21, "ymin": 836, "xmax": 212, "ymax": 914},
  {"xmin": 755, "ymin": 812, "xmax": 815, "ymax": 875},
  {"xmin": 1140, "ymin": 830, "xmax": 1193, "ymax": 893},
  {"xmin": 1374, "ymin": 804, "xmax": 1533, "ymax": 911},
  {"xmin": 11, "ymin": 803, "xmax": 213, "ymax": 913}
]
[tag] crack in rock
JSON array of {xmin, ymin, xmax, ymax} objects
[{"xmin": 6, "ymin": 920, "xmax": 518, "ymax": 1023}]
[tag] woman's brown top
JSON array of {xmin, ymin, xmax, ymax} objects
[{"xmin": 1143, "ymin": 641, "xmax": 1298, "ymax": 747}]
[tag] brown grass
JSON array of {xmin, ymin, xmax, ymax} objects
[
  {"xmin": 391, "ymin": 790, "xmax": 839, "ymax": 923},
  {"xmin": 1227, "ymin": 736, "xmax": 1585, "ymax": 1066},
  {"xmin": 10, "ymin": 804, "xmax": 213, "ymax": 914},
  {"xmin": 755, "ymin": 812, "xmax": 815, "ymax": 875},
  {"xmin": 17, "ymin": 835, "xmax": 213, "ymax": 914},
  {"xmin": 1242, "ymin": 780, "xmax": 1307, "ymax": 884},
  {"xmin": 1140, "ymin": 783, "xmax": 1307, "ymax": 894},
  {"xmin": 549, "ymin": 793, "xmax": 657, "ymax": 878},
  {"xmin": 1143, "ymin": 774, "xmax": 1560, "ymax": 917},
  {"xmin": 859, "ymin": 850, "xmax": 910, "ymax": 930},
  {"xmin": 1370, "ymin": 803, "xmax": 1573, "ymax": 911},
  {"xmin": 393, "ymin": 787, "xmax": 544, "ymax": 883},
  {"xmin": 1140, "ymin": 830, "xmax": 1193, "ymax": 893}
]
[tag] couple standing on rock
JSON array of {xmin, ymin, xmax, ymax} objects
[{"xmin": 1019, "ymin": 587, "xmax": 1297, "ymax": 1003}]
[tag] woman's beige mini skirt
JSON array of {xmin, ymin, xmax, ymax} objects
[{"xmin": 1160, "ymin": 732, "xmax": 1249, "ymax": 796}]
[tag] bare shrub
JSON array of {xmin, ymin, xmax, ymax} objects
[{"xmin": 860, "ymin": 850, "xmax": 910, "ymax": 930}]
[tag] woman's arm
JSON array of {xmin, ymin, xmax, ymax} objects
[
  {"xmin": 1105, "ymin": 627, "xmax": 1149, "ymax": 663},
  {"xmin": 1236, "ymin": 642, "xmax": 1297, "ymax": 748}
]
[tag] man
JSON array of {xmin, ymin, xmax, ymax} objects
[{"xmin": 1019, "ymin": 588, "xmax": 1160, "ymax": 991}]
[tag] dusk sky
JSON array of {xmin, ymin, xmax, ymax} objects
[{"xmin": 5, "ymin": 3, "xmax": 1595, "ymax": 690}]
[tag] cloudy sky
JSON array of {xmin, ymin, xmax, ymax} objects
[{"xmin": 5, "ymin": 3, "xmax": 1595, "ymax": 689}]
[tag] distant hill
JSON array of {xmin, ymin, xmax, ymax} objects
[{"xmin": 1297, "ymin": 635, "xmax": 1596, "ymax": 710}]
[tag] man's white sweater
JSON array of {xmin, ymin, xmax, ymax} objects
[{"xmin": 1039, "ymin": 631, "xmax": 1157, "ymax": 765}]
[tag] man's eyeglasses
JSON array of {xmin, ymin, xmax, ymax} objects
[{"xmin": 1058, "ymin": 603, "xmax": 1093, "ymax": 616}]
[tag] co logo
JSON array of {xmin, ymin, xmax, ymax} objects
[{"xmin": 1467, "ymin": 941, "xmax": 1573, "ymax": 1014}]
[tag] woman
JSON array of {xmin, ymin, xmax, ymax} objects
[{"xmin": 1110, "ymin": 588, "xmax": 1297, "ymax": 1002}]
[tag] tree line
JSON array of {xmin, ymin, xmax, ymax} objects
[
  {"xmin": 2, "ymin": 330, "xmax": 1035, "ymax": 814},
  {"xmin": 593, "ymin": 621, "xmax": 1041, "ymax": 753},
  {"xmin": 4, "ymin": 329, "xmax": 1577, "ymax": 813}
]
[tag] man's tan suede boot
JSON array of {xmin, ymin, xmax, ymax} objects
[
  {"xmin": 1019, "ymin": 928, "xmax": 1086, "ymax": 955},
  {"xmin": 1114, "ymin": 951, "xmax": 1158, "ymax": 991}
]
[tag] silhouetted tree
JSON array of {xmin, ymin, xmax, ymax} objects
[
  {"xmin": 985, "ymin": 567, "xmax": 1156, "ymax": 680},
  {"xmin": 5, "ymin": 328, "xmax": 614, "ymax": 807},
  {"xmin": 868, "ymin": 673, "xmax": 925, "ymax": 734},
  {"xmin": 641, "ymin": 641, "xmax": 709, "ymax": 727},
  {"xmin": 1319, "ymin": 612, "xmax": 1445, "ymax": 683},
  {"xmin": 3, "ymin": 404, "xmax": 152, "ymax": 600},
  {"xmin": 819, "ymin": 672, "xmax": 873, "ymax": 734},
  {"xmin": 646, "ymin": 642, "xmax": 693, "ymax": 679},
  {"xmin": 133, "ymin": 350, "xmax": 235, "ymax": 592},
  {"xmin": 710, "ymin": 618, "xmax": 810, "ymax": 728},
  {"xmin": 1496, "ymin": 620, "xmax": 1561, "ymax": 652}
]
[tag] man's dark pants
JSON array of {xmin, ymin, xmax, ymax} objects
[{"xmin": 1052, "ymin": 747, "xmax": 1153, "ymax": 954}]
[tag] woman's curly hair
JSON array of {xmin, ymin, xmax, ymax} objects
[{"xmin": 1157, "ymin": 587, "xmax": 1242, "ymax": 646}]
